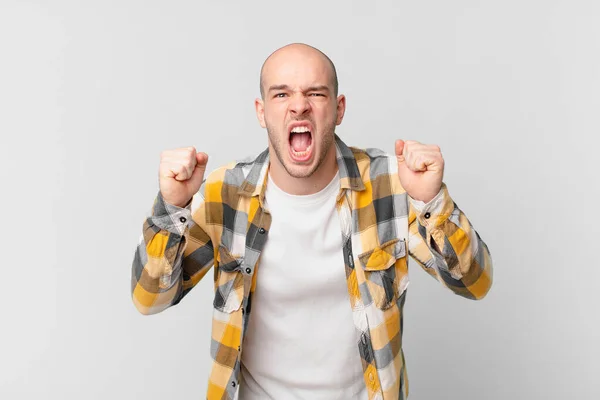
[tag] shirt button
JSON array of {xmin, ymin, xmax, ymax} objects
[
  {"xmin": 231, "ymin": 381, "xmax": 236, "ymax": 387},
  {"xmin": 245, "ymin": 267, "xmax": 251, "ymax": 274},
  {"xmin": 259, "ymin": 227, "xmax": 266, "ymax": 234},
  {"xmin": 179, "ymin": 217, "xmax": 187, "ymax": 223},
  {"xmin": 424, "ymin": 212, "xmax": 431, "ymax": 219}
]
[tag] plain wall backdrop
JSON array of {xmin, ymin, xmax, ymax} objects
[{"xmin": 1, "ymin": 0, "xmax": 598, "ymax": 399}]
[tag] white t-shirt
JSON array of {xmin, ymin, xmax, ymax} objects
[{"xmin": 238, "ymin": 172, "xmax": 368, "ymax": 400}]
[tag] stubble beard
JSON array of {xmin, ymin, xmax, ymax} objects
[{"xmin": 266, "ymin": 118, "xmax": 336, "ymax": 179}]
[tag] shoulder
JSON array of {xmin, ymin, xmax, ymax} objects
[
  {"xmin": 203, "ymin": 149, "xmax": 268, "ymax": 189},
  {"xmin": 348, "ymin": 145, "xmax": 399, "ymax": 177}
]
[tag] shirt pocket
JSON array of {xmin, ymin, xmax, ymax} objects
[
  {"xmin": 358, "ymin": 238, "xmax": 409, "ymax": 310},
  {"xmin": 213, "ymin": 245, "xmax": 244, "ymax": 313}
]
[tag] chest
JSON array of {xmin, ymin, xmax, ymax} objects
[
  {"xmin": 212, "ymin": 189, "xmax": 410, "ymax": 315},
  {"xmin": 257, "ymin": 198, "xmax": 346, "ymax": 303}
]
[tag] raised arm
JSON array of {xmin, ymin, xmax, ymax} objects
[
  {"xmin": 394, "ymin": 139, "xmax": 493, "ymax": 299},
  {"xmin": 131, "ymin": 148, "xmax": 215, "ymax": 315},
  {"xmin": 407, "ymin": 184, "xmax": 493, "ymax": 299}
]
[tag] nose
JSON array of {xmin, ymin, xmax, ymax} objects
[{"xmin": 289, "ymin": 92, "xmax": 310, "ymax": 116}]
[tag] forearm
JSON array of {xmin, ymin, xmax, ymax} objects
[
  {"xmin": 409, "ymin": 183, "xmax": 493, "ymax": 299},
  {"xmin": 131, "ymin": 193, "xmax": 192, "ymax": 315}
]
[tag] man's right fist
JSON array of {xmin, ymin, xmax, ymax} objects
[{"xmin": 159, "ymin": 147, "xmax": 208, "ymax": 208}]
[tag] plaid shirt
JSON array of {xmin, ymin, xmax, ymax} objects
[{"xmin": 131, "ymin": 135, "xmax": 493, "ymax": 400}]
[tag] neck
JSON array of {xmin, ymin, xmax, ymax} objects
[{"xmin": 268, "ymin": 144, "xmax": 338, "ymax": 195}]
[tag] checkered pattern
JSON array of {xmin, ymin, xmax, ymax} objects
[{"xmin": 131, "ymin": 135, "xmax": 493, "ymax": 400}]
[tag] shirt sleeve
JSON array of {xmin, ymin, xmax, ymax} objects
[
  {"xmin": 131, "ymin": 182, "xmax": 215, "ymax": 315},
  {"xmin": 407, "ymin": 183, "xmax": 493, "ymax": 300}
]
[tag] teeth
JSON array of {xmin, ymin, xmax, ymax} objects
[{"xmin": 291, "ymin": 126, "xmax": 310, "ymax": 133}]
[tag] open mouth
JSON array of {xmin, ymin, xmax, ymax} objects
[{"xmin": 288, "ymin": 125, "xmax": 313, "ymax": 162}]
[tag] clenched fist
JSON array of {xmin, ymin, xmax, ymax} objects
[
  {"xmin": 395, "ymin": 139, "xmax": 444, "ymax": 203},
  {"xmin": 159, "ymin": 147, "xmax": 208, "ymax": 207}
]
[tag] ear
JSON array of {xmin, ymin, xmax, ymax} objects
[
  {"xmin": 255, "ymin": 98, "xmax": 266, "ymax": 128},
  {"xmin": 335, "ymin": 94, "xmax": 346, "ymax": 126}
]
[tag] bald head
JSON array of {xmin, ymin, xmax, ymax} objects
[{"xmin": 259, "ymin": 43, "xmax": 338, "ymax": 99}]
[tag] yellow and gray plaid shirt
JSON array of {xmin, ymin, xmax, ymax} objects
[{"xmin": 131, "ymin": 135, "xmax": 493, "ymax": 400}]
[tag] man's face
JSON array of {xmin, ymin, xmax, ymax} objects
[{"xmin": 256, "ymin": 49, "xmax": 345, "ymax": 179}]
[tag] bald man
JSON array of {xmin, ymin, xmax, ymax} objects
[{"xmin": 131, "ymin": 43, "xmax": 493, "ymax": 400}]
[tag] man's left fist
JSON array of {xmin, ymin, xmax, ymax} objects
[{"xmin": 395, "ymin": 139, "xmax": 444, "ymax": 203}]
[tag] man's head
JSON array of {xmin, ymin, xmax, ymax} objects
[
  {"xmin": 255, "ymin": 43, "xmax": 346, "ymax": 186},
  {"xmin": 259, "ymin": 45, "xmax": 339, "ymax": 100}
]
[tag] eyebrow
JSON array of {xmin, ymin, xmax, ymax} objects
[
  {"xmin": 268, "ymin": 84, "xmax": 291, "ymax": 92},
  {"xmin": 268, "ymin": 84, "xmax": 331, "ymax": 93},
  {"xmin": 306, "ymin": 85, "xmax": 330, "ymax": 92}
]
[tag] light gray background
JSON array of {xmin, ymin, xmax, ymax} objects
[{"xmin": 1, "ymin": 0, "xmax": 598, "ymax": 399}]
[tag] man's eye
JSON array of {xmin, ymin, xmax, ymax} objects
[
  {"xmin": 275, "ymin": 93, "xmax": 287, "ymax": 98},
  {"xmin": 309, "ymin": 93, "xmax": 325, "ymax": 97}
]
